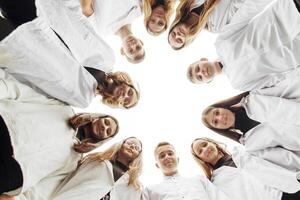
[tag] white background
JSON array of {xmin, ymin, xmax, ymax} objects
[{"xmin": 75, "ymin": 13, "xmax": 241, "ymax": 186}]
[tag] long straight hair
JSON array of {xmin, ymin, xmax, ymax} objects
[
  {"xmin": 191, "ymin": 137, "xmax": 230, "ymax": 180},
  {"xmin": 202, "ymin": 92, "xmax": 249, "ymax": 142},
  {"xmin": 81, "ymin": 137, "xmax": 143, "ymax": 190},
  {"xmin": 169, "ymin": 0, "xmax": 220, "ymax": 49},
  {"xmin": 142, "ymin": 0, "xmax": 175, "ymax": 35}
]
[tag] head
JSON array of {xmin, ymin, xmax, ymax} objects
[
  {"xmin": 120, "ymin": 35, "xmax": 145, "ymax": 64},
  {"xmin": 89, "ymin": 115, "xmax": 119, "ymax": 142},
  {"xmin": 73, "ymin": 115, "xmax": 119, "ymax": 153},
  {"xmin": 191, "ymin": 137, "xmax": 230, "ymax": 179},
  {"xmin": 187, "ymin": 58, "xmax": 220, "ymax": 83},
  {"xmin": 143, "ymin": 0, "xmax": 175, "ymax": 35},
  {"xmin": 202, "ymin": 107, "xmax": 235, "ymax": 130},
  {"xmin": 154, "ymin": 142, "xmax": 179, "ymax": 176},
  {"xmin": 100, "ymin": 72, "xmax": 140, "ymax": 109},
  {"xmin": 81, "ymin": 137, "xmax": 143, "ymax": 190},
  {"xmin": 168, "ymin": 0, "xmax": 220, "ymax": 50}
]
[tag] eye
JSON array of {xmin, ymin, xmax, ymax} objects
[
  {"xmin": 158, "ymin": 21, "xmax": 164, "ymax": 26},
  {"xmin": 197, "ymin": 75, "xmax": 202, "ymax": 81},
  {"xmin": 136, "ymin": 46, "xmax": 141, "ymax": 51},
  {"xmin": 124, "ymin": 98, "xmax": 130, "ymax": 106},
  {"xmin": 159, "ymin": 153, "xmax": 165, "ymax": 159},
  {"xmin": 213, "ymin": 119, "xmax": 218, "ymax": 126},
  {"xmin": 104, "ymin": 119, "xmax": 110, "ymax": 126},
  {"xmin": 177, "ymin": 38, "xmax": 183, "ymax": 44},
  {"xmin": 195, "ymin": 66, "xmax": 200, "ymax": 73},
  {"xmin": 128, "ymin": 88, "xmax": 134, "ymax": 96}
]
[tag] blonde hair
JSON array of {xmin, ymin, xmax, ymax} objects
[
  {"xmin": 81, "ymin": 137, "xmax": 143, "ymax": 191},
  {"xmin": 169, "ymin": 0, "xmax": 220, "ymax": 49},
  {"xmin": 101, "ymin": 71, "xmax": 140, "ymax": 109},
  {"xmin": 142, "ymin": 0, "xmax": 175, "ymax": 35},
  {"xmin": 191, "ymin": 137, "xmax": 230, "ymax": 180}
]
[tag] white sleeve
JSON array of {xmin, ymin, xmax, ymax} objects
[
  {"xmin": 0, "ymin": 78, "xmax": 65, "ymax": 105},
  {"xmin": 247, "ymin": 93, "xmax": 300, "ymax": 125},
  {"xmin": 141, "ymin": 187, "xmax": 157, "ymax": 200},
  {"xmin": 203, "ymin": 177, "xmax": 230, "ymax": 200},
  {"xmin": 14, "ymin": 174, "xmax": 66, "ymax": 200}
]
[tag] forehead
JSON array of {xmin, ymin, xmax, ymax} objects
[
  {"xmin": 155, "ymin": 145, "xmax": 176, "ymax": 156},
  {"xmin": 125, "ymin": 138, "xmax": 141, "ymax": 145}
]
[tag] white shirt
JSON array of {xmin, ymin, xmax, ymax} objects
[{"xmin": 142, "ymin": 174, "xmax": 229, "ymax": 200}]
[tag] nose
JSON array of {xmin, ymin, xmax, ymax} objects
[{"xmin": 215, "ymin": 114, "xmax": 226, "ymax": 124}]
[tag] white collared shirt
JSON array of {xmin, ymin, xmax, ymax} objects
[{"xmin": 142, "ymin": 174, "xmax": 229, "ymax": 200}]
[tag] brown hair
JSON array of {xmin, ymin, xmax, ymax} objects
[
  {"xmin": 142, "ymin": 0, "xmax": 176, "ymax": 35},
  {"xmin": 100, "ymin": 71, "xmax": 140, "ymax": 109},
  {"xmin": 81, "ymin": 137, "xmax": 143, "ymax": 190},
  {"xmin": 169, "ymin": 0, "xmax": 220, "ymax": 50},
  {"xmin": 202, "ymin": 92, "xmax": 249, "ymax": 142},
  {"xmin": 191, "ymin": 137, "xmax": 230, "ymax": 180}
]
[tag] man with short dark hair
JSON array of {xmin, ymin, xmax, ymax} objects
[{"xmin": 142, "ymin": 142, "xmax": 230, "ymax": 200}]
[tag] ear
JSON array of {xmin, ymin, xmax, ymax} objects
[
  {"xmin": 139, "ymin": 39, "xmax": 144, "ymax": 46},
  {"xmin": 155, "ymin": 163, "xmax": 160, "ymax": 169},
  {"xmin": 120, "ymin": 47, "xmax": 125, "ymax": 55},
  {"xmin": 200, "ymin": 57, "xmax": 208, "ymax": 61}
]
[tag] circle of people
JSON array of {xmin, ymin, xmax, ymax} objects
[{"xmin": 0, "ymin": 0, "xmax": 300, "ymax": 199}]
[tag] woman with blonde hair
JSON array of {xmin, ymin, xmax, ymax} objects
[
  {"xmin": 169, "ymin": 0, "xmax": 278, "ymax": 50},
  {"xmin": 4, "ymin": 137, "xmax": 143, "ymax": 200},
  {"xmin": 141, "ymin": 0, "xmax": 176, "ymax": 35},
  {"xmin": 191, "ymin": 137, "xmax": 300, "ymax": 200}
]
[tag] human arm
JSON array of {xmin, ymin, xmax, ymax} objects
[
  {"xmin": 202, "ymin": 176, "xmax": 230, "ymax": 200},
  {"xmin": 246, "ymin": 93, "xmax": 300, "ymax": 125},
  {"xmin": 80, "ymin": 0, "xmax": 94, "ymax": 17}
]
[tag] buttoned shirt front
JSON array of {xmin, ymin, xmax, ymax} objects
[{"xmin": 142, "ymin": 174, "xmax": 229, "ymax": 200}]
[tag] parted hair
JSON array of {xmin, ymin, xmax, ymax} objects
[
  {"xmin": 202, "ymin": 92, "xmax": 249, "ymax": 142},
  {"xmin": 81, "ymin": 137, "xmax": 143, "ymax": 191},
  {"xmin": 169, "ymin": 0, "xmax": 220, "ymax": 49},
  {"xmin": 191, "ymin": 137, "xmax": 230, "ymax": 180},
  {"xmin": 142, "ymin": 0, "xmax": 175, "ymax": 35}
]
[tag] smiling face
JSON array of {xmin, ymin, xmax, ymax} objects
[
  {"xmin": 205, "ymin": 108, "xmax": 235, "ymax": 129},
  {"xmin": 119, "ymin": 138, "xmax": 142, "ymax": 163},
  {"xmin": 168, "ymin": 23, "xmax": 188, "ymax": 49},
  {"xmin": 121, "ymin": 35, "xmax": 144, "ymax": 63},
  {"xmin": 192, "ymin": 139, "xmax": 220, "ymax": 165},
  {"xmin": 155, "ymin": 144, "xmax": 178, "ymax": 176},
  {"xmin": 188, "ymin": 60, "xmax": 216, "ymax": 83},
  {"xmin": 113, "ymin": 83, "xmax": 138, "ymax": 109},
  {"xmin": 148, "ymin": 5, "xmax": 167, "ymax": 34},
  {"xmin": 90, "ymin": 117, "xmax": 118, "ymax": 141}
]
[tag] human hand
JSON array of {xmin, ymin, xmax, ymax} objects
[{"xmin": 0, "ymin": 194, "xmax": 14, "ymax": 200}]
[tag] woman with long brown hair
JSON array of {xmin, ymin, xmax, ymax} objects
[
  {"xmin": 191, "ymin": 137, "xmax": 300, "ymax": 200},
  {"xmin": 0, "ymin": 77, "xmax": 119, "ymax": 197},
  {"xmin": 202, "ymin": 91, "xmax": 300, "ymax": 171}
]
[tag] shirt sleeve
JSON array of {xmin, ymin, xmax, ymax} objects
[
  {"xmin": 0, "ymin": 78, "xmax": 65, "ymax": 105},
  {"xmin": 203, "ymin": 177, "xmax": 230, "ymax": 200}
]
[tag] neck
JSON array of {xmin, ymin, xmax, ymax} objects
[
  {"xmin": 116, "ymin": 156, "xmax": 130, "ymax": 167},
  {"xmin": 164, "ymin": 169, "xmax": 178, "ymax": 177},
  {"xmin": 116, "ymin": 25, "xmax": 133, "ymax": 41},
  {"xmin": 211, "ymin": 152, "xmax": 224, "ymax": 166},
  {"xmin": 213, "ymin": 62, "xmax": 222, "ymax": 74}
]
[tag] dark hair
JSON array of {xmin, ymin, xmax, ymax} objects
[{"xmin": 202, "ymin": 92, "xmax": 249, "ymax": 142}]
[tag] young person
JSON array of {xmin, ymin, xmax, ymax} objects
[
  {"xmin": 142, "ymin": 142, "xmax": 229, "ymax": 200},
  {"xmin": 2, "ymin": 137, "xmax": 143, "ymax": 200},
  {"xmin": 0, "ymin": 77, "xmax": 119, "ymax": 196},
  {"xmin": 191, "ymin": 137, "xmax": 300, "ymax": 200},
  {"xmin": 80, "ymin": 0, "xmax": 145, "ymax": 63}
]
